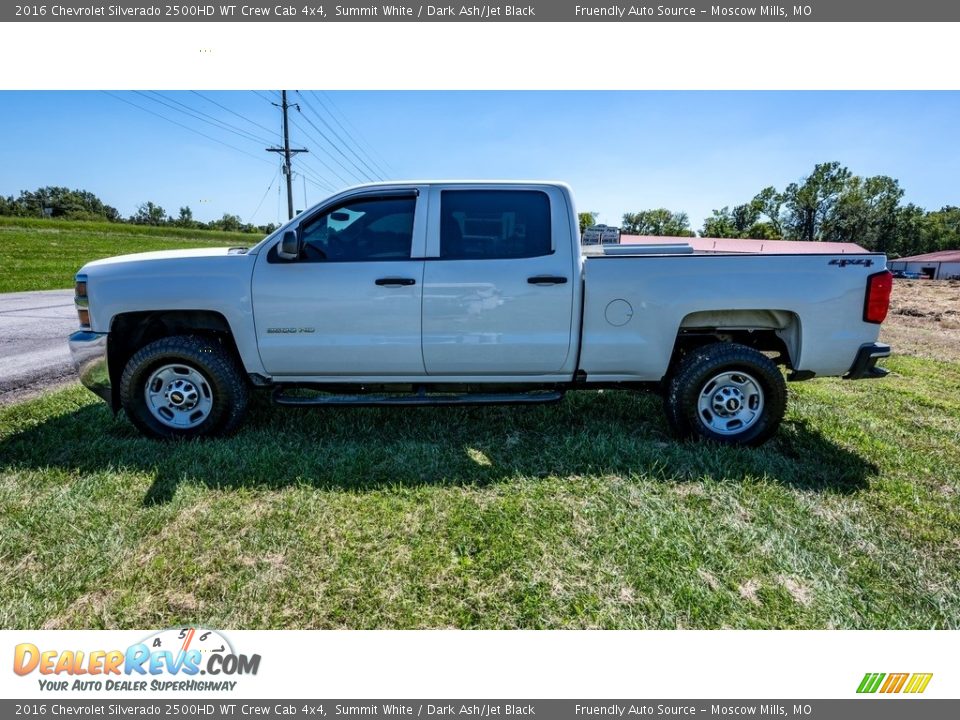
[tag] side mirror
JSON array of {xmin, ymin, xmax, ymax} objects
[{"xmin": 277, "ymin": 230, "xmax": 299, "ymax": 260}]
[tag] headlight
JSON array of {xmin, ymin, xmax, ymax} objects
[{"xmin": 75, "ymin": 274, "xmax": 90, "ymax": 328}]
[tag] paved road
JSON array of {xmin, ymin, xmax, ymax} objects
[{"xmin": 0, "ymin": 289, "xmax": 78, "ymax": 404}]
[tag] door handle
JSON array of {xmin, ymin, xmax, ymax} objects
[
  {"xmin": 375, "ymin": 277, "xmax": 416, "ymax": 286},
  {"xmin": 527, "ymin": 275, "xmax": 568, "ymax": 286}
]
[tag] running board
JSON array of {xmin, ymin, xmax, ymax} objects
[{"xmin": 271, "ymin": 387, "xmax": 565, "ymax": 407}]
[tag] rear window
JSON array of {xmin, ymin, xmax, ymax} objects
[{"xmin": 439, "ymin": 190, "xmax": 552, "ymax": 260}]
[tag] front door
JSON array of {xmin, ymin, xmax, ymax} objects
[{"xmin": 252, "ymin": 190, "xmax": 427, "ymax": 377}]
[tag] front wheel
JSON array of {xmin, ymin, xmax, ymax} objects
[
  {"xmin": 120, "ymin": 335, "xmax": 249, "ymax": 439},
  {"xmin": 665, "ymin": 343, "xmax": 786, "ymax": 446}
]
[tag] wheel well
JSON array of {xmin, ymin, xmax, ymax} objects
[
  {"xmin": 670, "ymin": 309, "xmax": 801, "ymax": 371},
  {"xmin": 107, "ymin": 310, "xmax": 243, "ymax": 411}
]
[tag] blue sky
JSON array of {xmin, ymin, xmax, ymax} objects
[{"xmin": 0, "ymin": 91, "xmax": 957, "ymax": 229}]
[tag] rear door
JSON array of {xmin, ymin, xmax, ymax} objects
[
  {"xmin": 252, "ymin": 188, "xmax": 427, "ymax": 376},
  {"xmin": 421, "ymin": 186, "xmax": 576, "ymax": 375}
]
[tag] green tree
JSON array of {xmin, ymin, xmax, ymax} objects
[
  {"xmin": 211, "ymin": 213, "xmax": 243, "ymax": 232},
  {"xmin": 175, "ymin": 206, "xmax": 196, "ymax": 228},
  {"xmin": 702, "ymin": 202, "xmax": 778, "ymax": 239},
  {"xmin": 750, "ymin": 186, "xmax": 784, "ymax": 239},
  {"xmin": 701, "ymin": 207, "xmax": 738, "ymax": 238},
  {"xmin": 923, "ymin": 206, "xmax": 960, "ymax": 253},
  {"xmin": 0, "ymin": 195, "xmax": 15, "ymax": 216},
  {"xmin": 695, "ymin": 163, "xmax": 955, "ymax": 255},
  {"xmin": 782, "ymin": 162, "xmax": 852, "ymax": 241},
  {"xmin": 578, "ymin": 211, "xmax": 599, "ymax": 235},
  {"xmin": 2, "ymin": 186, "xmax": 120, "ymax": 221},
  {"xmin": 131, "ymin": 201, "xmax": 167, "ymax": 226},
  {"xmin": 889, "ymin": 203, "xmax": 928, "ymax": 258},
  {"xmin": 824, "ymin": 175, "xmax": 903, "ymax": 251},
  {"xmin": 622, "ymin": 209, "xmax": 694, "ymax": 237}
]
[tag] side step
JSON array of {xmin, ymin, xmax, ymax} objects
[{"xmin": 272, "ymin": 387, "xmax": 565, "ymax": 408}]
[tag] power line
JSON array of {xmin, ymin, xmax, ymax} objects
[
  {"xmin": 190, "ymin": 91, "xmax": 278, "ymax": 137},
  {"xmin": 266, "ymin": 90, "xmax": 309, "ymax": 220},
  {"xmin": 296, "ymin": 91, "xmax": 384, "ymax": 181},
  {"xmin": 101, "ymin": 91, "xmax": 275, "ymax": 168},
  {"xmin": 294, "ymin": 98, "xmax": 377, "ymax": 182},
  {"xmin": 104, "ymin": 91, "xmax": 334, "ymax": 219},
  {"xmin": 287, "ymin": 116, "xmax": 356, "ymax": 186},
  {"xmin": 294, "ymin": 162, "xmax": 337, "ymax": 193},
  {"xmin": 312, "ymin": 90, "xmax": 394, "ymax": 177},
  {"xmin": 292, "ymin": 108, "xmax": 371, "ymax": 184},
  {"xmin": 137, "ymin": 91, "xmax": 273, "ymax": 146},
  {"xmin": 248, "ymin": 167, "xmax": 280, "ymax": 224},
  {"xmin": 312, "ymin": 90, "xmax": 395, "ymax": 177},
  {"xmin": 289, "ymin": 159, "xmax": 336, "ymax": 193},
  {"xmin": 253, "ymin": 90, "xmax": 338, "ymax": 192},
  {"xmin": 252, "ymin": 90, "xmax": 277, "ymax": 106}
]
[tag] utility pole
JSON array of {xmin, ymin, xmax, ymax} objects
[{"xmin": 267, "ymin": 90, "xmax": 308, "ymax": 220}]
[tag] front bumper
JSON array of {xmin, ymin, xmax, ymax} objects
[
  {"xmin": 845, "ymin": 342, "xmax": 891, "ymax": 380},
  {"xmin": 68, "ymin": 330, "xmax": 111, "ymax": 403}
]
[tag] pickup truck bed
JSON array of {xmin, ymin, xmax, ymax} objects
[{"xmin": 580, "ymin": 252, "xmax": 884, "ymax": 380}]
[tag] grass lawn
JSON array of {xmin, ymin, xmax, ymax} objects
[
  {"xmin": 1, "ymin": 347, "xmax": 958, "ymax": 629},
  {"xmin": 0, "ymin": 216, "xmax": 261, "ymax": 293}
]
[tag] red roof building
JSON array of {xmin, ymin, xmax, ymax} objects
[
  {"xmin": 889, "ymin": 250, "xmax": 960, "ymax": 264},
  {"xmin": 888, "ymin": 250, "xmax": 960, "ymax": 280},
  {"xmin": 620, "ymin": 235, "xmax": 867, "ymax": 255}
]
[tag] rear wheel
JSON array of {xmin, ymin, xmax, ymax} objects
[
  {"xmin": 665, "ymin": 343, "xmax": 786, "ymax": 446},
  {"xmin": 120, "ymin": 335, "xmax": 249, "ymax": 439}
]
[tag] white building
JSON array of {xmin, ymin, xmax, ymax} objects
[{"xmin": 888, "ymin": 250, "xmax": 960, "ymax": 280}]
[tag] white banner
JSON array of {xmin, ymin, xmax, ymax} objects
[{"xmin": 1, "ymin": 630, "xmax": 955, "ymax": 699}]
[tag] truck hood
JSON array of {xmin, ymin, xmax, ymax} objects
[{"xmin": 82, "ymin": 247, "xmax": 245, "ymax": 269}]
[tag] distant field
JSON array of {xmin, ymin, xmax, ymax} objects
[
  {"xmin": 0, "ymin": 280, "xmax": 957, "ymax": 630},
  {"xmin": 0, "ymin": 217, "xmax": 262, "ymax": 293},
  {"xmin": 883, "ymin": 278, "xmax": 960, "ymax": 363}
]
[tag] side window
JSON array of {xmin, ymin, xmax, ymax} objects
[
  {"xmin": 439, "ymin": 190, "xmax": 552, "ymax": 260},
  {"xmin": 299, "ymin": 195, "xmax": 415, "ymax": 262}
]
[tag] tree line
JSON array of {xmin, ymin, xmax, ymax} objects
[
  {"xmin": 581, "ymin": 162, "xmax": 960, "ymax": 258},
  {"xmin": 0, "ymin": 186, "xmax": 277, "ymax": 235}
]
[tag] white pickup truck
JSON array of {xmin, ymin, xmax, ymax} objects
[{"xmin": 69, "ymin": 181, "xmax": 892, "ymax": 445}]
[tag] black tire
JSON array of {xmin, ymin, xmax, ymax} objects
[
  {"xmin": 665, "ymin": 342, "xmax": 786, "ymax": 447},
  {"xmin": 120, "ymin": 334, "xmax": 249, "ymax": 440}
]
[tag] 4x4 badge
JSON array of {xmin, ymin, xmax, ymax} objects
[{"xmin": 829, "ymin": 258, "xmax": 874, "ymax": 267}]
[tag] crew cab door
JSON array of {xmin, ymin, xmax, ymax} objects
[
  {"xmin": 252, "ymin": 188, "xmax": 427, "ymax": 376},
  {"xmin": 421, "ymin": 186, "xmax": 576, "ymax": 375}
]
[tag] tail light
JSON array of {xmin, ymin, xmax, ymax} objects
[{"xmin": 863, "ymin": 270, "xmax": 893, "ymax": 324}]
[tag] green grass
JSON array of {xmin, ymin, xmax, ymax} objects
[
  {"xmin": 1, "ymin": 354, "xmax": 957, "ymax": 629},
  {"xmin": 0, "ymin": 216, "xmax": 262, "ymax": 293}
]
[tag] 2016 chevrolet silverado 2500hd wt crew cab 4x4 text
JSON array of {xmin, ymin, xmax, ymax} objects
[{"xmin": 68, "ymin": 181, "xmax": 893, "ymax": 445}]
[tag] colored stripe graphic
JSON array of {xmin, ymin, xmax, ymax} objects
[
  {"xmin": 857, "ymin": 672, "xmax": 932, "ymax": 694},
  {"xmin": 904, "ymin": 673, "xmax": 933, "ymax": 694},
  {"xmin": 857, "ymin": 673, "xmax": 885, "ymax": 693},
  {"xmin": 880, "ymin": 673, "xmax": 909, "ymax": 693}
]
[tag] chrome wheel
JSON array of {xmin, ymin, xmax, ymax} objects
[
  {"xmin": 144, "ymin": 364, "xmax": 214, "ymax": 429},
  {"xmin": 696, "ymin": 370, "xmax": 764, "ymax": 435}
]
